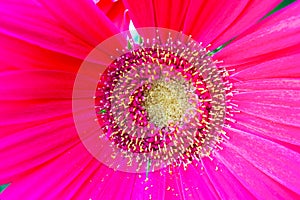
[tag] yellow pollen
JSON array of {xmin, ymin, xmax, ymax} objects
[{"xmin": 143, "ymin": 77, "xmax": 195, "ymax": 128}]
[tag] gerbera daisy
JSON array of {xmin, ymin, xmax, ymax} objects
[{"xmin": 1, "ymin": 0, "xmax": 300, "ymax": 199}]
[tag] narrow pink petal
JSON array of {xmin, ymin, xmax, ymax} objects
[
  {"xmin": 231, "ymin": 53, "xmax": 300, "ymax": 80},
  {"xmin": 38, "ymin": 0, "xmax": 119, "ymax": 46},
  {"xmin": 0, "ymin": 117, "xmax": 77, "ymax": 184},
  {"xmin": 216, "ymin": 145, "xmax": 299, "ymax": 199},
  {"xmin": 1, "ymin": 142, "xmax": 96, "ymax": 199},
  {"xmin": 202, "ymin": 158, "xmax": 256, "ymax": 199},
  {"xmin": 122, "ymin": 0, "xmax": 156, "ymax": 27},
  {"xmin": 233, "ymin": 100, "xmax": 300, "ymax": 127},
  {"xmin": 98, "ymin": 0, "xmax": 130, "ymax": 31},
  {"xmin": 124, "ymin": 0, "xmax": 280, "ymax": 49},
  {"xmin": 233, "ymin": 78, "xmax": 300, "ymax": 91},
  {"xmin": 152, "ymin": 0, "xmax": 191, "ymax": 30},
  {"xmin": 220, "ymin": 127, "xmax": 300, "ymax": 196},
  {"xmin": 0, "ymin": 70, "xmax": 75, "ymax": 100},
  {"xmin": 0, "ymin": 33, "xmax": 81, "ymax": 72},
  {"xmin": 183, "ymin": 0, "xmax": 247, "ymax": 46},
  {"xmin": 231, "ymin": 84, "xmax": 300, "ymax": 145},
  {"xmin": 124, "ymin": 0, "xmax": 191, "ymax": 30},
  {"xmin": 215, "ymin": 1, "xmax": 300, "ymax": 65},
  {"xmin": 0, "ymin": 1, "xmax": 92, "ymax": 59},
  {"xmin": 0, "ymin": 0, "xmax": 119, "ymax": 61},
  {"xmin": 0, "ymin": 100, "xmax": 71, "ymax": 125},
  {"xmin": 233, "ymin": 90, "xmax": 300, "ymax": 107},
  {"xmin": 232, "ymin": 112, "xmax": 300, "ymax": 146},
  {"xmin": 177, "ymin": 163, "xmax": 221, "ymax": 199},
  {"xmin": 129, "ymin": 172, "xmax": 165, "ymax": 200},
  {"xmin": 207, "ymin": 0, "xmax": 281, "ymax": 50}
]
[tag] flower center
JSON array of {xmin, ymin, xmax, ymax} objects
[
  {"xmin": 73, "ymin": 27, "xmax": 231, "ymax": 173},
  {"xmin": 143, "ymin": 77, "xmax": 195, "ymax": 128}
]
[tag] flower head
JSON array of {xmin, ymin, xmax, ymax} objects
[{"xmin": 1, "ymin": 0, "xmax": 300, "ymax": 199}]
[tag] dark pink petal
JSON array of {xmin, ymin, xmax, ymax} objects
[
  {"xmin": 233, "ymin": 100, "xmax": 300, "ymax": 127},
  {"xmin": 1, "ymin": 142, "xmax": 95, "ymax": 199},
  {"xmin": 124, "ymin": 0, "xmax": 280, "ymax": 48},
  {"xmin": 177, "ymin": 163, "xmax": 221, "ymax": 199},
  {"xmin": 202, "ymin": 158, "xmax": 255, "ymax": 199},
  {"xmin": 122, "ymin": 0, "xmax": 156, "ymax": 27},
  {"xmin": 230, "ymin": 76, "xmax": 300, "ymax": 146},
  {"xmin": 0, "ymin": 34, "xmax": 81, "ymax": 72},
  {"xmin": 184, "ymin": 0, "xmax": 281, "ymax": 48},
  {"xmin": 0, "ymin": 117, "xmax": 77, "ymax": 184},
  {"xmin": 0, "ymin": 0, "xmax": 118, "ymax": 59},
  {"xmin": 215, "ymin": 1, "xmax": 300, "ymax": 65},
  {"xmin": 230, "ymin": 53, "xmax": 300, "ymax": 80},
  {"xmin": 0, "ymin": 70, "xmax": 75, "ymax": 100},
  {"xmin": 0, "ymin": 100, "xmax": 71, "ymax": 125},
  {"xmin": 97, "ymin": 0, "xmax": 130, "ymax": 31},
  {"xmin": 39, "ymin": 0, "xmax": 119, "ymax": 45},
  {"xmin": 218, "ymin": 128, "xmax": 300, "ymax": 197},
  {"xmin": 232, "ymin": 112, "xmax": 300, "ymax": 147},
  {"xmin": 233, "ymin": 78, "xmax": 300, "ymax": 91},
  {"xmin": 151, "ymin": 0, "xmax": 191, "ymax": 30}
]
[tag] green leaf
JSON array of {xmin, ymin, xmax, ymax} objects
[{"xmin": 0, "ymin": 183, "xmax": 10, "ymax": 193}]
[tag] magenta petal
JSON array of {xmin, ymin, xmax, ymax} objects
[
  {"xmin": 202, "ymin": 158, "xmax": 255, "ymax": 199},
  {"xmin": 38, "ymin": 0, "xmax": 119, "ymax": 46},
  {"xmin": 184, "ymin": 0, "xmax": 281, "ymax": 48},
  {"xmin": 231, "ymin": 53, "xmax": 300, "ymax": 80},
  {"xmin": 0, "ymin": 0, "xmax": 120, "ymax": 61},
  {"xmin": 233, "ymin": 112, "xmax": 300, "ymax": 146},
  {"xmin": 123, "ymin": 0, "xmax": 156, "ymax": 27},
  {"xmin": 0, "ymin": 33, "xmax": 81, "ymax": 72},
  {"xmin": 234, "ymin": 100, "xmax": 300, "ymax": 127},
  {"xmin": 233, "ymin": 78, "xmax": 300, "ymax": 91},
  {"xmin": 0, "ymin": 100, "xmax": 71, "ymax": 125},
  {"xmin": 216, "ymin": 1, "xmax": 300, "ymax": 65},
  {"xmin": 97, "ymin": 0, "xmax": 130, "ymax": 31},
  {"xmin": 0, "ymin": 117, "xmax": 77, "ymax": 184},
  {"xmin": 0, "ymin": 1, "xmax": 96, "ymax": 59},
  {"xmin": 1, "ymin": 142, "xmax": 96, "ymax": 199},
  {"xmin": 0, "ymin": 70, "xmax": 75, "ymax": 100},
  {"xmin": 177, "ymin": 163, "xmax": 221, "ymax": 199},
  {"xmin": 219, "ymin": 128, "xmax": 300, "ymax": 196}
]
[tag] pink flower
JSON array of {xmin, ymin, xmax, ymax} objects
[{"xmin": 1, "ymin": 0, "xmax": 300, "ymax": 199}]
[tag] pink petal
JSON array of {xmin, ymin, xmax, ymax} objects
[
  {"xmin": 218, "ymin": 128, "xmax": 300, "ymax": 197},
  {"xmin": 232, "ymin": 112, "xmax": 300, "ymax": 147},
  {"xmin": 215, "ymin": 1, "xmax": 300, "ymax": 65},
  {"xmin": 0, "ymin": 33, "xmax": 81, "ymax": 72},
  {"xmin": 177, "ymin": 163, "xmax": 221, "ymax": 199},
  {"xmin": 206, "ymin": 0, "xmax": 282, "ymax": 50},
  {"xmin": 233, "ymin": 78, "xmax": 300, "ymax": 91},
  {"xmin": 1, "ymin": 142, "xmax": 96, "ymax": 199},
  {"xmin": 124, "ymin": 0, "xmax": 280, "ymax": 48},
  {"xmin": 0, "ymin": 0, "xmax": 118, "ymax": 59},
  {"xmin": 151, "ymin": 0, "xmax": 191, "ymax": 30},
  {"xmin": 97, "ymin": 0, "xmax": 130, "ymax": 31},
  {"xmin": 230, "ymin": 81, "xmax": 300, "ymax": 145},
  {"xmin": 183, "ymin": 0, "xmax": 281, "ymax": 49},
  {"xmin": 0, "ymin": 70, "xmax": 75, "ymax": 100},
  {"xmin": 0, "ymin": 117, "xmax": 77, "ymax": 184},
  {"xmin": 230, "ymin": 53, "xmax": 300, "ymax": 80},
  {"xmin": 233, "ymin": 100, "xmax": 300, "ymax": 127},
  {"xmin": 202, "ymin": 158, "xmax": 255, "ymax": 199},
  {"xmin": 122, "ymin": 0, "xmax": 156, "ymax": 27},
  {"xmin": 233, "ymin": 89, "xmax": 300, "ymax": 108},
  {"xmin": 39, "ymin": 0, "xmax": 119, "ymax": 45},
  {"xmin": 128, "ymin": 172, "xmax": 165, "ymax": 200}
]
